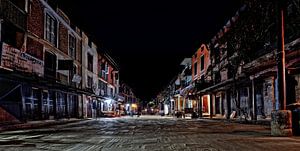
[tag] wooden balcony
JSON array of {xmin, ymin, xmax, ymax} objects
[{"xmin": 0, "ymin": 0, "xmax": 27, "ymax": 30}]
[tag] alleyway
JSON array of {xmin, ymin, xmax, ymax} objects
[{"xmin": 0, "ymin": 116, "xmax": 299, "ymax": 151}]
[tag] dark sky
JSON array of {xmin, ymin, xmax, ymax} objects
[{"xmin": 58, "ymin": 0, "xmax": 241, "ymax": 101}]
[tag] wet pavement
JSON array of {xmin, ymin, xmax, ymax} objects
[{"xmin": 0, "ymin": 115, "xmax": 299, "ymax": 151}]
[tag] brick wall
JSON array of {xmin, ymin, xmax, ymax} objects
[
  {"xmin": 27, "ymin": 0, "xmax": 44, "ymax": 38},
  {"xmin": 58, "ymin": 24, "xmax": 68, "ymax": 55},
  {"xmin": 76, "ymin": 28, "xmax": 82, "ymax": 63},
  {"xmin": 26, "ymin": 37, "xmax": 44, "ymax": 60}
]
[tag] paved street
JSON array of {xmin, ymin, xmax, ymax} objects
[{"xmin": 0, "ymin": 116, "xmax": 299, "ymax": 151}]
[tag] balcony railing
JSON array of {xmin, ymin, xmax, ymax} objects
[{"xmin": 0, "ymin": 0, "xmax": 27, "ymax": 30}]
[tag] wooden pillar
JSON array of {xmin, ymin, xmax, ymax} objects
[
  {"xmin": 198, "ymin": 95, "xmax": 203, "ymax": 118},
  {"xmin": 209, "ymin": 93, "xmax": 213, "ymax": 119},
  {"xmin": 236, "ymin": 89, "xmax": 240, "ymax": 117},
  {"xmin": 183, "ymin": 96, "xmax": 185, "ymax": 111},
  {"xmin": 252, "ymin": 79, "xmax": 257, "ymax": 121},
  {"xmin": 178, "ymin": 95, "xmax": 181, "ymax": 111},
  {"xmin": 226, "ymin": 90, "xmax": 231, "ymax": 119},
  {"xmin": 37, "ymin": 89, "xmax": 43, "ymax": 120},
  {"xmin": 65, "ymin": 93, "xmax": 69, "ymax": 118},
  {"xmin": 53, "ymin": 91, "xmax": 57, "ymax": 120}
]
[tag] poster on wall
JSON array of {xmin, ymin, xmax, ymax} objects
[{"xmin": 0, "ymin": 42, "xmax": 44, "ymax": 76}]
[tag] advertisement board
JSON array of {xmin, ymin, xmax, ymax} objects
[{"xmin": 0, "ymin": 43, "xmax": 44, "ymax": 76}]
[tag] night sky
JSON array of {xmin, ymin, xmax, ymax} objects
[{"xmin": 58, "ymin": 0, "xmax": 241, "ymax": 101}]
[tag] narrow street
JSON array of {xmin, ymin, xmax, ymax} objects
[{"xmin": 0, "ymin": 116, "xmax": 299, "ymax": 151}]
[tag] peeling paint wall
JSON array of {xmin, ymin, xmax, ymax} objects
[{"xmin": 263, "ymin": 77, "xmax": 275, "ymax": 118}]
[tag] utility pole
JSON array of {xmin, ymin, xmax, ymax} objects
[
  {"xmin": 271, "ymin": 0, "xmax": 292, "ymax": 136},
  {"xmin": 276, "ymin": 0, "xmax": 287, "ymax": 110}
]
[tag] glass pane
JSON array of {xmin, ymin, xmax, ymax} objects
[
  {"xmin": 43, "ymin": 92, "xmax": 48, "ymax": 100},
  {"xmin": 32, "ymin": 89, "xmax": 39, "ymax": 99},
  {"xmin": 25, "ymin": 99, "xmax": 32, "ymax": 103}
]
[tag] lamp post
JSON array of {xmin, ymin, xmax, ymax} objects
[{"xmin": 271, "ymin": 0, "xmax": 292, "ymax": 136}]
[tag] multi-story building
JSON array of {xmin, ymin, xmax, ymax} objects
[
  {"xmin": 191, "ymin": 44, "xmax": 212, "ymax": 117},
  {"xmin": 81, "ymin": 32, "xmax": 98, "ymax": 118},
  {"xmin": 196, "ymin": 0, "xmax": 299, "ymax": 120},
  {"xmin": 97, "ymin": 52, "xmax": 119, "ymax": 116},
  {"xmin": 172, "ymin": 58, "xmax": 194, "ymax": 114},
  {"xmin": 0, "ymin": 0, "xmax": 84, "ymax": 123},
  {"xmin": 119, "ymin": 83, "xmax": 137, "ymax": 115},
  {"xmin": 0, "ymin": 0, "xmax": 121, "ymax": 124},
  {"xmin": 163, "ymin": 0, "xmax": 299, "ymax": 122}
]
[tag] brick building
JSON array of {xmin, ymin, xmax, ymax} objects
[{"xmin": 0, "ymin": 0, "xmax": 120, "ymax": 124}]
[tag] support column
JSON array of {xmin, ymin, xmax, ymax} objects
[
  {"xmin": 198, "ymin": 95, "xmax": 203, "ymax": 118},
  {"xmin": 183, "ymin": 96, "xmax": 185, "ymax": 111},
  {"xmin": 53, "ymin": 91, "xmax": 57, "ymax": 120},
  {"xmin": 37, "ymin": 89, "xmax": 43, "ymax": 120},
  {"xmin": 226, "ymin": 90, "xmax": 231, "ymax": 119},
  {"xmin": 271, "ymin": 0, "xmax": 292, "ymax": 137},
  {"xmin": 65, "ymin": 94, "xmax": 69, "ymax": 118},
  {"xmin": 251, "ymin": 79, "xmax": 257, "ymax": 121},
  {"xmin": 178, "ymin": 95, "xmax": 181, "ymax": 111},
  {"xmin": 209, "ymin": 93, "xmax": 213, "ymax": 119}
]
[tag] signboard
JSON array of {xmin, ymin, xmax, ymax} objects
[
  {"xmin": 72, "ymin": 74, "xmax": 82, "ymax": 84},
  {"xmin": 0, "ymin": 43, "xmax": 44, "ymax": 76}
]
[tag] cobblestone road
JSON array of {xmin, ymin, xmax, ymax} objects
[{"xmin": 0, "ymin": 116, "xmax": 299, "ymax": 151}]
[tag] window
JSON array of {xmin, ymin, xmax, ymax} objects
[
  {"xmin": 44, "ymin": 51, "xmax": 57, "ymax": 78},
  {"xmin": 201, "ymin": 55, "xmax": 205, "ymax": 71},
  {"xmin": 98, "ymin": 80, "xmax": 107, "ymax": 96},
  {"xmin": 111, "ymin": 71, "xmax": 114, "ymax": 84},
  {"xmin": 110, "ymin": 88, "xmax": 113, "ymax": 97},
  {"xmin": 45, "ymin": 13, "xmax": 57, "ymax": 46},
  {"xmin": 87, "ymin": 76, "xmax": 93, "ymax": 88},
  {"xmin": 87, "ymin": 53, "xmax": 93, "ymax": 72},
  {"xmin": 70, "ymin": 65, "xmax": 77, "ymax": 85},
  {"xmin": 88, "ymin": 39, "xmax": 92, "ymax": 48},
  {"xmin": 194, "ymin": 62, "xmax": 197, "ymax": 76},
  {"xmin": 69, "ymin": 34, "xmax": 76, "ymax": 59}
]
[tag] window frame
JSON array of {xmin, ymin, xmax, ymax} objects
[
  {"xmin": 68, "ymin": 34, "xmax": 76, "ymax": 59},
  {"xmin": 44, "ymin": 12, "xmax": 57, "ymax": 46},
  {"xmin": 194, "ymin": 62, "xmax": 197, "ymax": 76},
  {"xmin": 200, "ymin": 55, "xmax": 205, "ymax": 71},
  {"xmin": 87, "ymin": 53, "xmax": 93, "ymax": 72}
]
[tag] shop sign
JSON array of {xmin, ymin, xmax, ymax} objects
[{"xmin": 0, "ymin": 43, "xmax": 44, "ymax": 76}]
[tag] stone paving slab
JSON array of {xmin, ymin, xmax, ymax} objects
[
  {"xmin": 0, "ymin": 118, "xmax": 88, "ymax": 132},
  {"xmin": 0, "ymin": 116, "xmax": 299, "ymax": 151}
]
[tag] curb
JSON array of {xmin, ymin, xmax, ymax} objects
[
  {"xmin": 0, "ymin": 119, "xmax": 89, "ymax": 132},
  {"xmin": 199, "ymin": 118, "xmax": 271, "ymax": 126}
]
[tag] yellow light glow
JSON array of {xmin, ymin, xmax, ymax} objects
[{"xmin": 131, "ymin": 104, "xmax": 137, "ymax": 108}]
